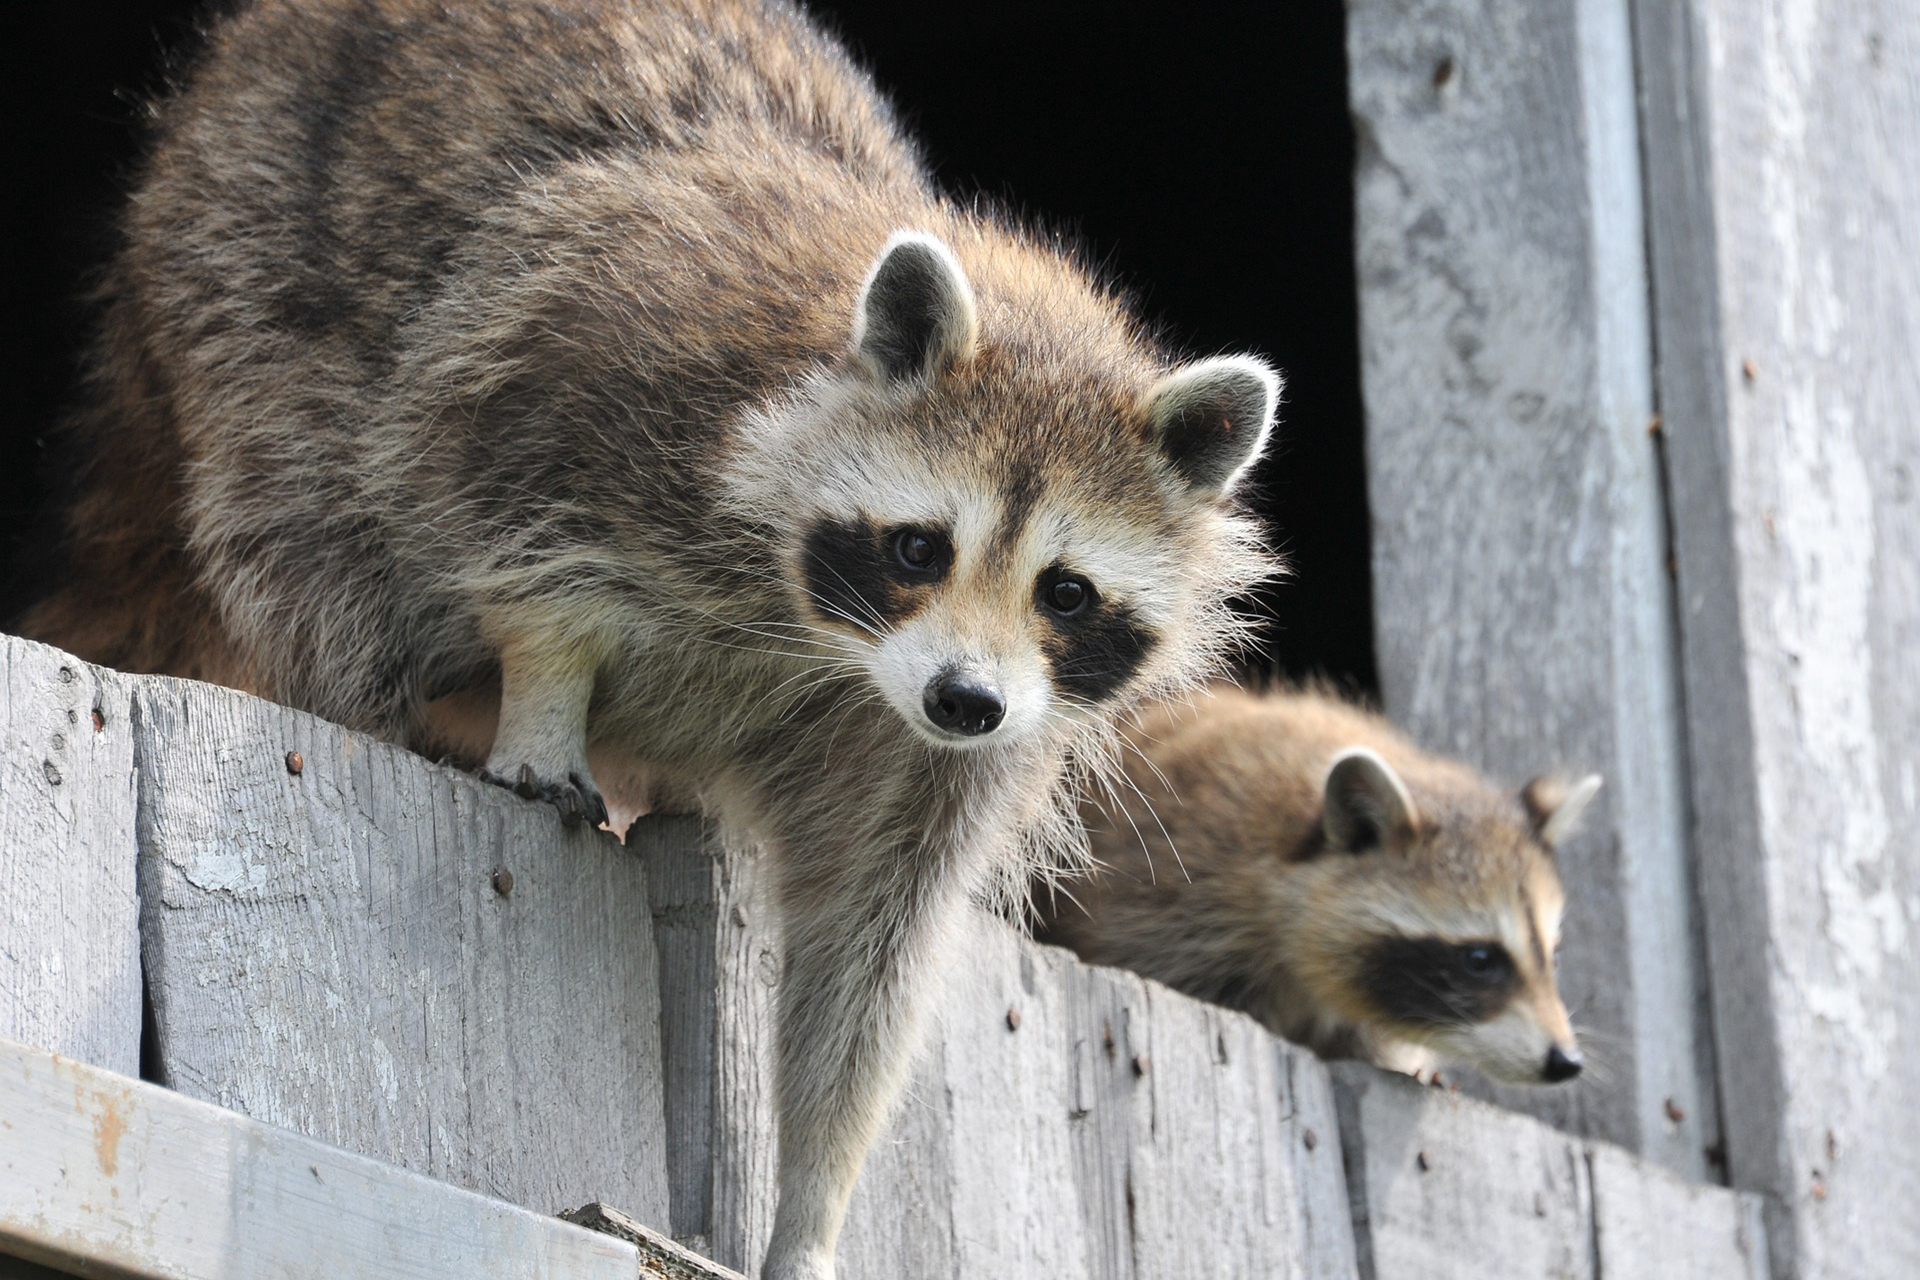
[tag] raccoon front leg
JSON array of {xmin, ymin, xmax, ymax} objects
[
  {"xmin": 760, "ymin": 840, "xmax": 975, "ymax": 1280},
  {"xmin": 478, "ymin": 634, "xmax": 609, "ymax": 827}
]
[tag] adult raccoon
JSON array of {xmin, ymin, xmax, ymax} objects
[{"xmin": 25, "ymin": 3, "xmax": 1280, "ymax": 1276}]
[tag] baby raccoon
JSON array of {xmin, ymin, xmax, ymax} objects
[
  {"xmin": 1037, "ymin": 685, "xmax": 1598, "ymax": 1086},
  {"xmin": 23, "ymin": 3, "xmax": 1279, "ymax": 1277}
]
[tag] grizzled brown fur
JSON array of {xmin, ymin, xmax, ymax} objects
[
  {"xmin": 24, "ymin": 4, "xmax": 1281, "ymax": 1277},
  {"xmin": 1039, "ymin": 684, "xmax": 1595, "ymax": 1085}
]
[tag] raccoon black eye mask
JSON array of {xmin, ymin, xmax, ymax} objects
[
  {"xmin": 802, "ymin": 517, "xmax": 943, "ymax": 632},
  {"xmin": 1358, "ymin": 937, "xmax": 1523, "ymax": 1027},
  {"xmin": 1036, "ymin": 574, "xmax": 1158, "ymax": 703}
]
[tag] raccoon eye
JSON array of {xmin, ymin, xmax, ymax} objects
[
  {"xmin": 1042, "ymin": 574, "xmax": 1093, "ymax": 616},
  {"xmin": 1457, "ymin": 944, "xmax": 1510, "ymax": 982},
  {"xmin": 892, "ymin": 528, "xmax": 945, "ymax": 573}
]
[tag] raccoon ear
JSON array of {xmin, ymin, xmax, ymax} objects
[
  {"xmin": 1523, "ymin": 773, "xmax": 1603, "ymax": 847},
  {"xmin": 1142, "ymin": 355, "xmax": 1281, "ymax": 496},
  {"xmin": 1323, "ymin": 748, "xmax": 1420, "ymax": 853},
  {"xmin": 853, "ymin": 231, "xmax": 979, "ymax": 383}
]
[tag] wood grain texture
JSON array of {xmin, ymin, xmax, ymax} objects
[
  {"xmin": 641, "ymin": 818, "xmax": 780, "ymax": 1271},
  {"xmin": 1589, "ymin": 1142, "xmax": 1768, "ymax": 1280},
  {"xmin": 1632, "ymin": 1, "xmax": 1920, "ymax": 1274},
  {"xmin": 1345, "ymin": 0, "xmax": 1716, "ymax": 1174},
  {"xmin": 0, "ymin": 1037, "xmax": 640, "ymax": 1280},
  {"xmin": 132, "ymin": 674, "xmax": 671, "ymax": 1226},
  {"xmin": 1335, "ymin": 1064, "xmax": 1596, "ymax": 1280},
  {"xmin": 1338, "ymin": 1065, "xmax": 1772, "ymax": 1280},
  {"xmin": 649, "ymin": 829, "xmax": 1358, "ymax": 1280},
  {"xmin": 850, "ymin": 926, "xmax": 1362, "ymax": 1280},
  {"xmin": 0, "ymin": 635, "xmax": 139, "ymax": 1075}
]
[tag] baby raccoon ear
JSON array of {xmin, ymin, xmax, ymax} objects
[
  {"xmin": 853, "ymin": 231, "xmax": 979, "ymax": 384},
  {"xmin": 1323, "ymin": 747, "xmax": 1421, "ymax": 853},
  {"xmin": 1522, "ymin": 773, "xmax": 1603, "ymax": 847},
  {"xmin": 1141, "ymin": 355, "xmax": 1281, "ymax": 497}
]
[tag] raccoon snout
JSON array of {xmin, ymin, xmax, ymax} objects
[
  {"xmin": 1542, "ymin": 1044, "xmax": 1584, "ymax": 1083},
  {"xmin": 922, "ymin": 670, "xmax": 1006, "ymax": 736}
]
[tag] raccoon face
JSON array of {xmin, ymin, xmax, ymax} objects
[
  {"xmin": 1354, "ymin": 924, "xmax": 1578, "ymax": 1087},
  {"xmin": 1318, "ymin": 750, "xmax": 1599, "ymax": 1085},
  {"xmin": 794, "ymin": 495, "xmax": 1180, "ymax": 749},
  {"xmin": 735, "ymin": 231, "xmax": 1278, "ymax": 751}
]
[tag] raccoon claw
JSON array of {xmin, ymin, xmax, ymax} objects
[
  {"xmin": 547, "ymin": 772, "xmax": 610, "ymax": 829},
  {"xmin": 476, "ymin": 763, "xmax": 608, "ymax": 828},
  {"xmin": 513, "ymin": 763, "xmax": 542, "ymax": 800},
  {"xmin": 475, "ymin": 765, "xmax": 516, "ymax": 795}
]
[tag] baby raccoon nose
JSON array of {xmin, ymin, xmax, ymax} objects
[
  {"xmin": 1542, "ymin": 1045, "xmax": 1584, "ymax": 1083},
  {"xmin": 922, "ymin": 670, "xmax": 1005, "ymax": 736}
]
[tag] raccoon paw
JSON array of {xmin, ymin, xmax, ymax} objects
[{"xmin": 477, "ymin": 762, "xmax": 610, "ymax": 829}]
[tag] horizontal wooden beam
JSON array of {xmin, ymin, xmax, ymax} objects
[{"xmin": 0, "ymin": 1038, "xmax": 639, "ymax": 1280}]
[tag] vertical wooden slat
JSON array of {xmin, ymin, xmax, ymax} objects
[
  {"xmin": 640, "ymin": 815, "xmax": 781, "ymax": 1270},
  {"xmin": 652, "ymin": 828, "xmax": 1359, "ymax": 1280},
  {"xmin": 1588, "ymin": 1142, "xmax": 1768, "ymax": 1280},
  {"xmin": 847, "ymin": 924, "xmax": 1359, "ymax": 1280},
  {"xmin": 133, "ymin": 675, "xmax": 671, "ymax": 1226},
  {"xmin": 1632, "ymin": 0, "xmax": 1920, "ymax": 1273},
  {"xmin": 0, "ymin": 636, "xmax": 139, "ymax": 1075},
  {"xmin": 1335, "ymin": 1066, "xmax": 1597, "ymax": 1280},
  {"xmin": 1346, "ymin": 0, "xmax": 1717, "ymax": 1175}
]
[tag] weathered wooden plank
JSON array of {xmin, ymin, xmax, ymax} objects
[
  {"xmin": 1099, "ymin": 963, "xmax": 1357, "ymax": 1280},
  {"xmin": 1345, "ymin": 0, "xmax": 1716, "ymax": 1174},
  {"xmin": 1588, "ymin": 1141, "xmax": 1768, "ymax": 1280},
  {"xmin": 640, "ymin": 819, "xmax": 780, "ymax": 1272},
  {"xmin": 0, "ymin": 634, "xmax": 139, "ymax": 1075},
  {"xmin": 846, "ymin": 925, "xmax": 1357, "ymax": 1280},
  {"xmin": 651, "ymin": 831, "xmax": 1357, "ymax": 1279},
  {"xmin": 1334, "ymin": 1064, "xmax": 1594, "ymax": 1280},
  {"xmin": 132, "ymin": 675, "xmax": 671, "ymax": 1226},
  {"xmin": 1632, "ymin": 1, "xmax": 1920, "ymax": 1274},
  {"xmin": 0, "ymin": 1037, "xmax": 639, "ymax": 1280}
]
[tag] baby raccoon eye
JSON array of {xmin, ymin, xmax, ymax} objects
[
  {"xmin": 1457, "ymin": 943, "xmax": 1509, "ymax": 982},
  {"xmin": 892, "ymin": 528, "xmax": 945, "ymax": 573},
  {"xmin": 1039, "ymin": 572, "xmax": 1095, "ymax": 616}
]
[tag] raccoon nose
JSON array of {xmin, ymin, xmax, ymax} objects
[
  {"xmin": 922, "ymin": 672, "xmax": 1006, "ymax": 736},
  {"xmin": 1542, "ymin": 1045, "xmax": 1584, "ymax": 1083}
]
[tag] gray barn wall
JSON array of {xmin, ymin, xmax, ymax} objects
[
  {"xmin": 1632, "ymin": 0, "xmax": 1920, "ymax": 1273},
  {"xmin": 1352, "ymin": 0, "xmax": 1919, "ymax": 1275}
]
